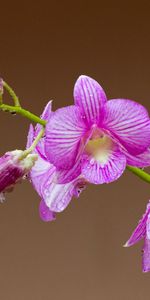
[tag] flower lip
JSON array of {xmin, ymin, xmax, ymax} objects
[{"xmin": 82, "ymin": 125, "xmax": 115, "ymax": 165}]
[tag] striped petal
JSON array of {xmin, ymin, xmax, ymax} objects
[
  {"xmin": 74, "ymin": 75, "xmax": 107, "ymax": 126},
  {"xmin": 103, "ymin": 99, "xmax": 150, "ymax": 155},
  {"xmin": 81, "ymin": 145, "xmax": 126, "ymax": 184},
  {"xmin": 39, "ymin": 200, "xmax": 56, "ymax": 222},
  {"xmin": 142, "ymin": 238, "xmax": 150, "ymax": 272},
  {"xmin": 30, "ymin": 155, "xmax": 56, "ymax": 198},
  {"xmin": 44, "ymin": 178, "xmax": 86, "ymax": 213},
  {"xmin": 56, "ymin": 158, "xmax": 81, "ymax": 184},
  {"xmin": 45, "ymin": 105, "xmax": 87, "ymax": 169},
  {"xmin": 35, "ymin": 101, "xmax": 53, "ymax": 159},
  {"xmin": 143, "ymin": 215, "xmax": 150, "ymax": 272},
  {"xmin": 26, "ymin": 124, "xmax": 34, "ymax": 149},
  {"xmin": 31, "ymin": 152, "xmax": 86, "ymax": 213},
  {"xmin": 124, "ymin": 148, "xmax": 150, "ymax": 168},
  {"xmin": 125, "ymin": 201, "xmax": 150, "ymax": 247},
  {"xmin": 29, "ymin": 138, "xmax": 83, "ymax": 213},
  {"xmin": 27, "ymin": 121, "xmax": 86, "ymax": 214},
  {"xmin": 27, "ymin": 124, "xmax": 56, "ymax": 198}
]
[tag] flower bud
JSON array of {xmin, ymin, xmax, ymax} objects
[{"xmin": 0, "ymin": 150, "xmax": 38, "ymax": 199}]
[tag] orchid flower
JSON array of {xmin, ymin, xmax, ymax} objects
[
  {"xmin": 27, "ymin": 102, "xmax": 86, "ymax": 222},
  {"xmin": 45, "ymin": 75, "xmax": 150, "ymax": 185},
  {"xmin": 125, "ymin": 201, "xmax": 150, "ymax": 273},
  {"xmin": 0, "ymin": 150, "xmax": 37, "ymax": 202}
]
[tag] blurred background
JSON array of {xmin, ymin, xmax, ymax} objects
[{"xmin": 0, "ymin": 0, "xmax": 150, "ymax": 299}]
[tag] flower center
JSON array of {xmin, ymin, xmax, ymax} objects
[{"xmin": 85, "ymin": 130, "xmax": 113, "ymax": 164}]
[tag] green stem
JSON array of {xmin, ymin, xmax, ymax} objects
[
  {"xmin": 3, "ymin": 81, "xmax": 21, "ymax": 107},
  {"xmin": 0, "ymin": 103, "xmax": 46, "ymax": 126},
  {"xmin": 22, "ymin": 127, "xmax": 45, "ymax": 158},
  {"xmin": 127, "ymin": 165, "xmax": 150, "ymax": 184}
]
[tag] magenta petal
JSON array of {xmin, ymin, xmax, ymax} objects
[
  {"xmin": 103, "ymin": 99, "xmax": 150, "ymax": 155},
  {"xmin": 74, "ymin": 75, "xmax": 107, "ymax": 126},
  {"xmin": 142, "ymin": 237, "xmax": 150, "ymax": 272},
  {"xmin": 39, "ymin": 200, "xmax": 56, "ymax": 222},
  {"xmin": 124, "ymin": 148, "xmax": 150, "ymax": 168},
  {"xmin": 35, "ymin": 101, "xmax": 53, "ymax": 159},
  {"xmin": 44, "ymin": 181, "xmax": 77, "ymax": 212},
  {"xmin": 26, "ymin": 124, "xmax": 34, "ymax": 149},
  {"xmin": 30, "ymin": 154, "xmax": 56, "ymax": 198},
  {"xmin": 143, "ymin": 214, "xmax": 150, "ymax": 272},
  {"xmin": 40, "ymin": 101, "xmax": 52, "ymax": 121},
  {"xmin": 30, "ymin": 153, "xmax": 86, "ymax": 213},
  {"xmin": 56, "ymin": 158, "xmax": 81, "ymax": 184},
  {"xmin": 35, "ymin": 101, "xmax": 52, "ymax": 137},
  {"xmin": 125, "ymin": 202, "xmax": 150, "ymax": 247},
  {"xmin": 45, "ymin": 105, "xmax": 87, "ymax": 169},
  {"xmin": 81, "ymin": 146, "xmax": 126, "ymax": 184}
]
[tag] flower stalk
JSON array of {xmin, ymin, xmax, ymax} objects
[
  {"xmin": 3, "ymin": 81, "xmax": 21, "ymax": 107},
  {"xmin": 0, "ymin": 103, "xmax": 46, "ymax": 126},
  {"xmin": 127, "ymin": 165, "xmax": 150, "ymax": 184},
  {"xmin": 23, "ymin": 126, "xmax": 45, "ymax": 157}
]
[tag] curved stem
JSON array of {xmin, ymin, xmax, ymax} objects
[
  {"xmin": 0, "ymin": 103, "xmax": 46, "ymax": 126},
  {"xmin": 22, "ymin": 127, "xmax": 45, "ymax": 158},
  {"xmin": 127, "ymin": 165, "xmax": 150, "ymax": 184},
  {"xmin": 3, "ymin": 81, "xmax": 21, "ymax": 107}
]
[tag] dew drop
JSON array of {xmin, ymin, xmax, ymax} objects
[{"xmin": 11, "ymin": 111, "xmax": 17, "ymax": 115}]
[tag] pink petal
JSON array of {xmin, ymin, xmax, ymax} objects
[
  {"xmin": 29, "ymin": 142, "xmax": 75, "ymax": 212},
  {"xmin": 81, "ymin": 145, "xmax": 126, "ymax": 184},
  {"xmin": 45, "ymin": 105, "xmax": 87, "ymax": 169},
  {"xmin": 35, "ymin": 101, "xmax": 53, "ymax": 159},
  {"xmin": 27, "ymin": 122, "xmax": 56, "ymax": 199},
  {"xmin": 26, "ymin": 102, "xmax": 53, "ymax": 160},
  {"xmin": 143, "ymin": 214, "xmax": 150, "ymax": 272},
  {"xmin": 74, "ymin": 75, "xmax": 107, "ymax": 126},
  {"xmin": 40, "ymin": 101, "xmax": 52, "ymax": 121},
  {"xmin": 30, "ymin": 154, "xmax": 56, "ymax": 198},
  {"xmin": 124, "ymin": 148, "xmax": 150, "ymax": 168},
  {"xmin": 125, "ymin": 201, "xmax": 150, "ymax": 247},
  {"xmin": 103, "ymin": 99, "xmax": 150, "ymax": 155},
  {"xmin": 31, "ymin": 154, "xmax": 86, "ymax": 213},
  {"xmin": 142, "ymin": 237, "xmax": 150, "ymax": 272},
  {"xmin": 56, "ymin": 158, "xmax": 81, "ymax": 184},
  {"xmin": 26, "ymin": 124, "xmax": 34, "ymax": 149},
  {"xmin": 44, "ymin": 181, "xmax": 77, "ymax": 212},
  {"xmin": 39, "ymin": 200, "xmax": 56, "ymax": 222}
]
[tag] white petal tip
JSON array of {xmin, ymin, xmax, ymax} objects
[
  {"xmin": 142, "ymin": 269, "xmax": 150, "ymax": 273},
  {"xmin": 123, "ymin": 242, "xmax": 129, "ymax": 247}
]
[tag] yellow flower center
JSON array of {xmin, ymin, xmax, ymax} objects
[{"xmin": 85, "ymin": 132, "xmax": 113, "ymax": 164}]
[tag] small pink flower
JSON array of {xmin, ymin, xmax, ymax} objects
[
  {"xmin": 45, "ymin": 75, "xmax": 150, "ymax": 185},
  {"xmin": 0, "ymin": 150, "xmax": 37, "ymax": 201},
  {"xmin": 125, "ymin": 201, "xmax": 150, "ymax": 273}
]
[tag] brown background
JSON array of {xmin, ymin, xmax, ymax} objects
[{"xmin": 0, "ymin": 1, "xmax": 150, "ymax": 299}]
